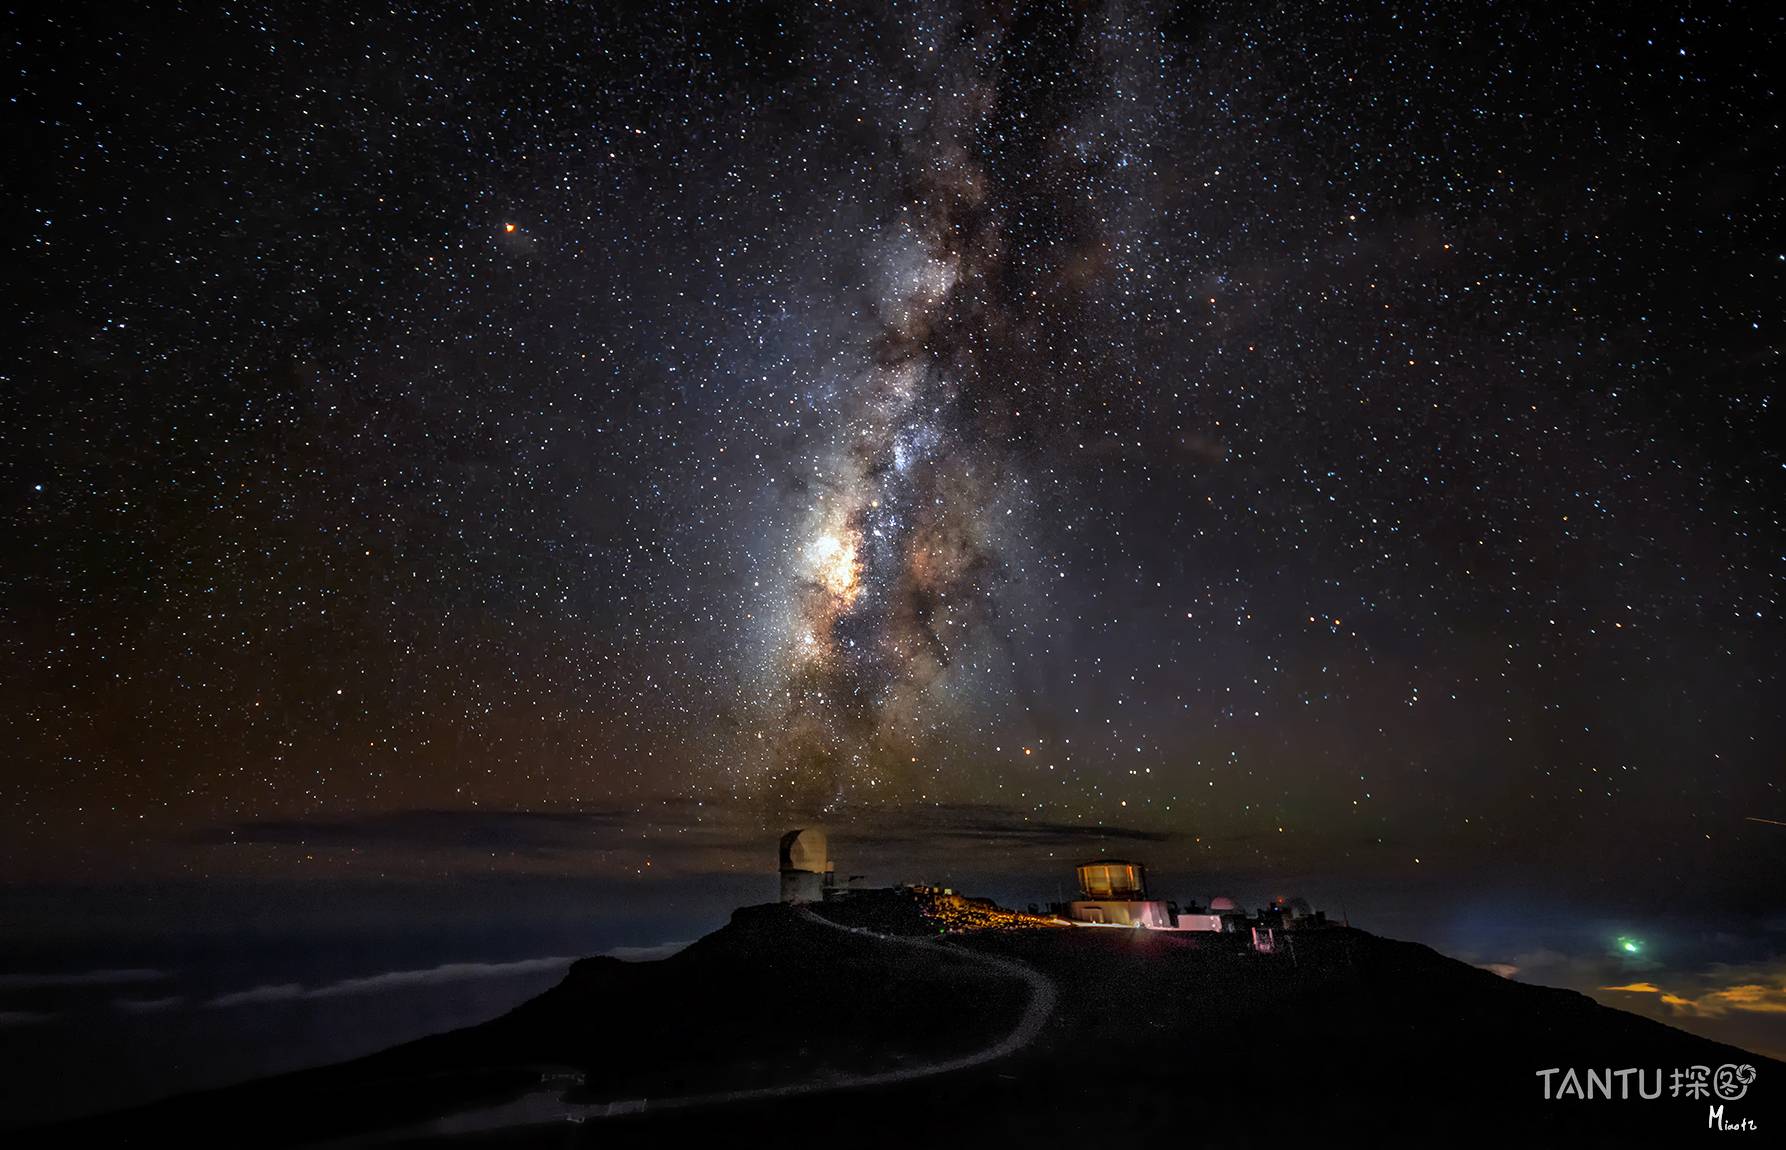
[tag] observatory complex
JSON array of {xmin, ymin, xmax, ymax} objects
[
  {"xmin": 1062, "ymin": 858, "xmax": 1330, "ymax": 949},
  {"xmin": 772, "ymin": 830, "xmax": 1329, "ymax": 948}
]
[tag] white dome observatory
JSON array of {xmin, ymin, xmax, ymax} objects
[{"xmin": 778, "ymin": 828, "xmax": 833, "ymax": 904}]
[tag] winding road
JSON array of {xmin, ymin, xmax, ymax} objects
[{"xmin": 373, "ymin": 910, "xmax": 1059, "ymax": 1141}]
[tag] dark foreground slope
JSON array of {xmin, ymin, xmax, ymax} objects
[{"xmin": 36, "ymin": 904, "xmax": 1781, "ymax": 1148}]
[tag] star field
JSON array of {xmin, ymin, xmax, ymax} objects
[{"xmin": 5, "ymin": 2, "xmax": 1782, "ymax": 897}]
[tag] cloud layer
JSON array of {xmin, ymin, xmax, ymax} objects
[{"xmin": 203, "ymin": 955, "xmax": 578, "ymax": 1010}]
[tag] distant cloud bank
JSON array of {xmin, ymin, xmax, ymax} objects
[
  {"xmin": 1603, "ymin": 972, "xmax": 1786, "ymax": 1018},
  {"xmin": 604, "ymin": 941, "xmax": 691, "ymax": 962},
  {"xmin": 202, "ymin": 955, "xmax": 578, "ymax": 1010}
]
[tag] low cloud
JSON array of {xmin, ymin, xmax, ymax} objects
[
  {"xmin": 204, "ymin": 955, "xmax": 577, "ymax": 1009},
  {"xmin": 0, "ymin": 1010, "xmax": 56, "ymax": 1027},
  {"xmin": 1607, "ymin": 971, "xmax": 1786, "ymax": 1014},
  {"xmin": 197, "ymin": 809, "xmax": 629, "ymax": 858},
  {"xmin": 113, "ymin": 995, "xmax": 185, "ymax": 1014},
  {"xmin": 1604, "ymin": 974, "xmax": 1786, "ymax": 1018},
  {"xmin": 209, "ymin": 983, "xmax": 305, "ymax": 1009},
  {"xmin": 604, "ymin": 941, "xmax": 691, "ymax": 962},
  {"xmin": 824, "ymin": 803, "xmax": 1178, "ymax": 851},
  {"xmin": 190, "ymin": 801, "xmax": 1174, "ymax": 877}
]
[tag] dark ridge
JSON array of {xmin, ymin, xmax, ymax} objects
[{"xmin": 28, "ymin": 904, "xmax": 1781, "ymax": 1147}]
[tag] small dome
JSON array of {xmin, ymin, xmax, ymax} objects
[{"xmin": 1208, "ymin": 896, "xmax": 1241, "ymax": 912}]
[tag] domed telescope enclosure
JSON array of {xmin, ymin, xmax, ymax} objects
[
  {"xmin": 1076, "ymin": 859, "xmax": 1149, "ymax": 900},
  {"xmin": 778, "ymin": 828, "xmax": 833, "ymax": 904}
]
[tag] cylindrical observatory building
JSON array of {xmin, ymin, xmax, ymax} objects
[{"xmin": 778, "ymin": 827, "xmax": 833, "ymax": 903}]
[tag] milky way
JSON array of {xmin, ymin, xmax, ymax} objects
[{"xmin": 755, "ymin": 6, "xmax": 1141, "ymax": 809}]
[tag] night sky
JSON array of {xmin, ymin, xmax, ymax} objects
[{"xmin": 4, "ymin": 0, "xmax": 1784, "ymax": 1105}]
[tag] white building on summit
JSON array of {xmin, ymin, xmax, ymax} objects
[
  {"xmin": 1066, "ymin": 858, "xmax": 1174, "ymax": 928},
  {"xmin": 778, "ymin": 827, "xmax": 834, "ymax": 903}
]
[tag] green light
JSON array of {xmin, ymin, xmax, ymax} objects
[{"xmin": 1617, "ymin": 935, "xmax": 1643, "ymax": 955}]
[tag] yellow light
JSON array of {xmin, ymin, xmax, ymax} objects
[{"xmin": 504, "ymin": 222, "xmax": 517, "ymax": 233}]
